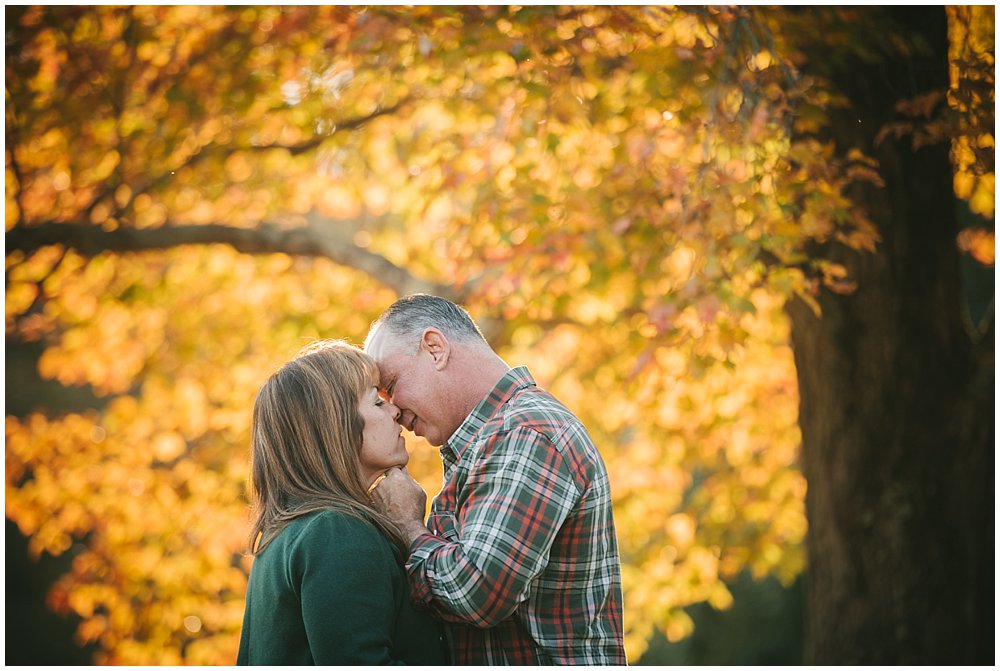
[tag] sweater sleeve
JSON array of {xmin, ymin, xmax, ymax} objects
[{"xmin": 292, "ymin": 512, "xmax": 403, "ymax": 665}]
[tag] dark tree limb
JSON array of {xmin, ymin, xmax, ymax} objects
[{"xmin": 6, "ymin": 215, "xmax": 458, "ymax": 302}]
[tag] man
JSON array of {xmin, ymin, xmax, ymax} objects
[{"xmin": 364, "ymin": 294, "xmax": 627, "ymax": 665}]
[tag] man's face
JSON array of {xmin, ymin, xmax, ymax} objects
[{"xmin": 366, "ymin": 330, "xmax": 453, "ymax": 447}]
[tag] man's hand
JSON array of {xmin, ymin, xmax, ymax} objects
[{"xmin": 371, "ymin": 467, "xmax": 431, "ymax": 544}]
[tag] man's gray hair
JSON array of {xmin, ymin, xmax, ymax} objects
[{"xmin": 366, "ymin": 294, "xmax": 487, "ymax": 352}]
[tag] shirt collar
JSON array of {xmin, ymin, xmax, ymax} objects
[{"xmin": 442, "ymin": 366, "xmax": 536, "ymax": 463}]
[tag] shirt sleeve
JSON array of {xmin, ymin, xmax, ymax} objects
[
  {"xmin": 293, "ymin": 512, "xmax": 404, "ymax": 665},
  {"xmin": 406, "ymin": 425, "xmax": 582, "ymax": 627}
]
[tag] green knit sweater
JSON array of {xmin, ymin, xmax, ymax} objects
[{"xmin": 236, "ymin": 510, "xmax": 448, "ymax": 665}]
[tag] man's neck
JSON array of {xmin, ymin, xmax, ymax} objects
[{"xmin": 458, "ymin": 351, "xmax": 510, "ymax": 411}]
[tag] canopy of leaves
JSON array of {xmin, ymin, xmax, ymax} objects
[{"xmin": 5, "ymin": 6, "xmax": 993, "ymax": 663}]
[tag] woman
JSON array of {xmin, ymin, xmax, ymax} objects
[{"xmin": 236, "ymin": 340, "xmax": 448, "ymax": 665}]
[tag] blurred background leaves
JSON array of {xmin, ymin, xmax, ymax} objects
[{"xmin": 6, "ymin": 6, "xmax": 993, "ymax": 664}]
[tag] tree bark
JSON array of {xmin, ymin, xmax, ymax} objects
[
  {"xmin": 5, "ymin": 216, "xmax": 456, "ymax": 301},
  {"xmin": 787, "ymin": 7, "xmax": 994, "ymax": 664}
]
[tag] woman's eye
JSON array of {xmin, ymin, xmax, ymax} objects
[{"xmin": 375, "ymin": 399, "xmax": 385, "ymax": 407}]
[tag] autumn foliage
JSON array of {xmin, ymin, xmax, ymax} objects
[{"xmin": 5, "ymin": 6, "xmax": 993, "ymax": 664}]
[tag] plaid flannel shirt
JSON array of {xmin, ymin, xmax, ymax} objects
[{"xmin": 406, "ymin": 367, "xmax": 627, "ymax": 665}]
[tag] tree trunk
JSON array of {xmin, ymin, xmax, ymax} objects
[{"xmin": 787, "ymin": 7, "xmax": 994, "ymax": 664}]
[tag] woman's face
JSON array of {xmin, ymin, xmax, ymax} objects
[{"xmin": 357, "ymin": 386, "xmax": 408, "ymax": 487}]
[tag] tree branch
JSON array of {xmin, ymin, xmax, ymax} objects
[{"xmin": 6, "ymin": 217, "xmax": 458, "ymax": 301}]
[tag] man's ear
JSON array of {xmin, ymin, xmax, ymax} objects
[{"xmin": 419, "ymin": 328, "xmax": 451, "ymax": 370}]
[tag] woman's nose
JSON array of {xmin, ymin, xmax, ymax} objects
[{"xmin": 388, "ymin": 402, "xmax": 401, "ymax": 421}]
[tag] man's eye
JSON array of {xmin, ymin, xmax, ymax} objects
[{"xmin": 378, "ymin": 387, "xmax": 392, "ymax": 402}]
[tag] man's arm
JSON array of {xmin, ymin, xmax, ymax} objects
[{"xmin": 389, "ymin": 427, "xmax": 582, "ymax": 628}]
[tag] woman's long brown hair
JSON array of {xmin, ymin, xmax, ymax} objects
[{"xmin": 247, "ymin": 340, "xmax": 406, "ymax": 555}]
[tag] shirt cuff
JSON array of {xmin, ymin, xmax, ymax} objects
[
  {"xmin": 405, "ymin": 532, "xmax": 450, "ymax": 608},
  {"xmin": 408, "ymin": 531, "xmax": 447, "ymax": 563}
]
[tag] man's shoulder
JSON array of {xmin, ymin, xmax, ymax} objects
[
  {"xmin": 497, "ymin": 384, "xmax": 594, "ymax": 449},
  {"xmin": 487, "ymin": 384, "xmax": 610, "ymax": 492},
  {"xmin": 504, "ymin": 384, "xmax": 578, "ymax": 422}
]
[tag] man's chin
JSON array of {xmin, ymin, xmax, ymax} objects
[{"xmin": 410, "ymin": 421, "xmax": 445, "ymax": 447}]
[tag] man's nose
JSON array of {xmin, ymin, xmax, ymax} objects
[{"xmin": 398, "ymin": 409, "xmax": 415, "ymax": 428}]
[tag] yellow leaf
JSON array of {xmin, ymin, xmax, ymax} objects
[
  {"xmin": 153, "ymin": 432, "xmax": 186, "ymax": 462},
  {"xmin": 958, "ymin": 228, "xmax": 995, "ymax": 266},
  {"xmin": 707, "ymin": 583, "xmax": 734, "ymax": 610},
  {"xmin": 953, "ymin": 170, "xmax": 975, "ymax": 199},
  {"xmin": 969, "ymin": 174, "xmax": 995, "ymax": 218}
]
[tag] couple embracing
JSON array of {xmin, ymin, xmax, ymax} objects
[{"xmin": 237, "ymin": 294, "xmax": 628, "ymax": 666}]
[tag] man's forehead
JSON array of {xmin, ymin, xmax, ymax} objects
[
  {"xmin": 371, "ymin": 346, "xmax": 405, "ymax": 392},
  {"xmin": 365, "ymin": 331, "xmax": 402, "ymax": 374},
  {"xmin": 366, "ymin": 327, "xmax": 415, "ymax": 360},
  {"xmin": 363, "ymin": 327, "xmax": 391, "ymax": 359}
]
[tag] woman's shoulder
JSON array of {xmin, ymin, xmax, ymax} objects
[
  {"xmin": 283, "ymin": 509, "xmax": 390, "ymax": 554},
  {"xmin": 281, "ymin": 510, "xmax": 399, "ymax": 588}
]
